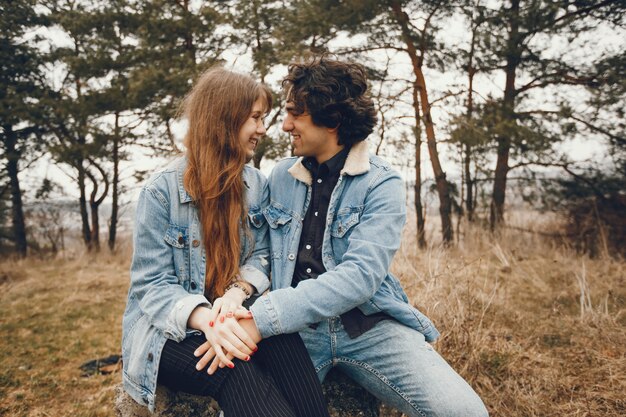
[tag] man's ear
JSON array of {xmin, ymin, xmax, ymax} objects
[{"xmin": 327, "ymin": 124, "xmax": 339, "ymax": 133}]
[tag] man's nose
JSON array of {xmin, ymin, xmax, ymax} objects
[{"xmin": 282, "ymin": 114, "xmax": 293, "ymax": 132}]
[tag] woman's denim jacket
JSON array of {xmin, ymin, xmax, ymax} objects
[
  {"xmin": 250, "ymin": 141, "xmax": 439, "ymax": 343},
  {"xmin": 121, "ymin": 157, "xmax": 270, "ymax": 411}
]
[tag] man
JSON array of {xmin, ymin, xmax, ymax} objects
[{"xmin": 217, "ymin": 56, "xmax": 488, "ymax": 416}]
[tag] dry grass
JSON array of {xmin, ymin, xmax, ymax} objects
[
  {"xmin": 0, "ymin": 247, "xmax": 130, "ymax": 417},
  {"xmin": 0, "ymin": 217, "xmax": 624, "ymax": 417},
  {"xmin": 396, "ymin": 216, "xmax": 625, "ymax": 417}
]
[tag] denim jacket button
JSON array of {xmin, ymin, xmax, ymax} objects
[
  {"xmin": 192, "ymin": 239, "xmax": 200, "ymax": 247},
  {"xmin": 288, "ymin": 253, "xmax": 295, "ymax": 261},
  {"xmin": 147, "ymin": 353, "xmax": 153, "ymax": 362},
  {"xmin": 190, "ymin": 282, "xmax": 197, "ymax": 290},
  {"xmin": 177, "ymin": 235, "xmax": 184, "ymax": 245}
]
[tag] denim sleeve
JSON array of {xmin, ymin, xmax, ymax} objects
[
  {"xmin": 129, "ymin": 185, "xmax": 210, "ymax": 342},
  {"xmin": 251, "ymin": 171, "xmax": 406, "ymax": 338},
  {"xmin": 240, "ymin": 176, "xmax": 271, "ymax": 294}
]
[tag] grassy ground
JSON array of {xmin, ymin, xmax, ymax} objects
[{"xmin": 0, "ymin": 219, "xmax": 624, "ymax": 416}]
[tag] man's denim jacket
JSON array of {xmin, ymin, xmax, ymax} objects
[
  {"xmin": 250, "ymin": 141, "xmax": 440, "ymax": 343},
  {"xmin": 121, "ymin": 157, "xmax": 270, "ymax": 411}
]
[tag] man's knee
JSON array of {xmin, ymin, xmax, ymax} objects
[{"xmin": 421, "ymin": 393, "xmax": 488, "ymax": 417}]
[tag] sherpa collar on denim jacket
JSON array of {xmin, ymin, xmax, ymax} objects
[{"xmin": 287, "ymin": 140, "xmax": 370, "ymax": 185}]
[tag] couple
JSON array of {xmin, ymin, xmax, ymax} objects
[{"xmin": 122, "ymin": 57, "xmax": 488, "ymax": 417}]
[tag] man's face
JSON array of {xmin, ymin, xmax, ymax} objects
[{"xmin": 282, "ymin": 101, "xmax": 337, "ymax": 163}]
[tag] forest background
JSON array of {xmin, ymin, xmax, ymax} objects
[{"xmin": 1, "ymin": 0, "xmax": 625, "ymax": 416}]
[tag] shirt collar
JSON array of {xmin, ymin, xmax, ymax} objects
[{"xmin": 302, "ymin": 146, "xmax": 351, "ymax": 178}]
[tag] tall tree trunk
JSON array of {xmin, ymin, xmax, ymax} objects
[
  {"xmin": 108, "ymin": 112, "xmax": 120, "ymax": 251},
  {"xmin": 490, "ymin": 137, "xmax": 511, "ymax": 231},
  {"xmin": 464, "ymin": 143, "xmax": 474, "ymax": 221},
  {"xmin": 4, "ymin": 125, "xmax": 27, "ymax": 257},
  {"xmin": 86, "ymin": 160, "xmax": 110, "ymax": 253},
  {"xmin": 391, "ymin": 1, "xmax": 453, "ymax": 245},
  {"xmin": 90, "ymin": 200, "xmax": 100, "ymax": 251},
  {"xmin": 490, "ymin": 0, "xmax": 520, "ymax": 231},
  {"xmin": 77, "ymin": 164, "xmax": 93, "ymax": 250},
  {"xmin": 412, "ymin": 86, "xmax": 427, "ymax": 248},
  {"xmin": 464, "ymin": 14, "xmax": 479, "ymax": 223},
  {"xmin": 74, "ymin": 67, "xmax": 95, "ymax": 250}
]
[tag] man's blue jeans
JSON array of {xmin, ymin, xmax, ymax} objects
[{"xmin": 299, "ymin": 317, "xmax": 489, "ymax": 417}]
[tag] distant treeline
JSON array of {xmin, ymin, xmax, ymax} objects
[{"xmin": 1, "ymin": 0, "xmax": 624, "ymax": 257}]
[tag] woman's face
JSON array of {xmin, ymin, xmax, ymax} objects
[{"xmin": 239, "ymin": 97, "xmax": 267, "ymax": 162}]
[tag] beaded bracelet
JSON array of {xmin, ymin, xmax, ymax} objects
[{"xmin": 225, "ymin": 281, "xmax": 252, "ymax": 300}]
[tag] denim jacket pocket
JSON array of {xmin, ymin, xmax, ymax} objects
[
  {"xmin": 263, "ymin": 204, "xmax": 293, "ymax": 229},
  {"xmin": 163, "ymin": 224, "xmax": 190, "ymax": 280},
  {"xmin": 164, "ymin": 224, "xmax": 188, "ymax": 248},
  {"xmin": 248, "ymin": 205, "xmax": 266, "ymax": 229},
  {"xmin": 330, "ymin": 207, "xmax": 362, "ymax": 238}
]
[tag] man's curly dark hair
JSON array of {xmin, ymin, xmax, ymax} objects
[{"xmin": 282, "ymin": 56, "xmax": 377, "ymax": 147}]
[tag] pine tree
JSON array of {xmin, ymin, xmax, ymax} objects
[
  {"xmin": 483, "ymin": 0, "xmax": 624, "ymax": 230},
  {"xmin": 129, "ymin": 0, "xmax": 226, "ymax": 152},
  {"xmin": 44, "ymin": 0, "xmax": 126, "ymax": 251},
  {"xmin": 0, "ymin": 0, "xmax": 48, "ymax": 257}
]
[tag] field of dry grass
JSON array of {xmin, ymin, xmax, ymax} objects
[{"xmin": 0, "ymin": 216, "xmax": 624, "ymax": 417}]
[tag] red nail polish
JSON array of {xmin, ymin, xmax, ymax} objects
[
  {"xmin": 245, "ymin": 356, "xmax": 250, "ymax": 361},
  {"xmin": 209, "ymin": 321, "xmax": 214, "ymax": 327},
  {"xmin": 253, "ymin": 346, "xmax": 258, "ymax": 352},
  {"xmin": 219, "ymin": 316, "xmax": 224, "ymax": 323},
  {"xmin": 227, "ymin": 363, "xmax": 234, "ymax": 369}
]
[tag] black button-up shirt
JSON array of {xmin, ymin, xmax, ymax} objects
[{"xmin": 293, "ymin": 147, "xmax": 390, "ymax": 338}]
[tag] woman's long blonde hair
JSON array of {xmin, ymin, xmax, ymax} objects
[{"xmin": 182, "ymin": 68, "xmax": 271, "ymax": 299}]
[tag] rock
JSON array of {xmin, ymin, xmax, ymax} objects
[
  {"xmin": 115, "ymin": 385, "xmax": 220, "ymax": 417},
  {"xmin": 323, "ymin": 369, "xmax": 379, "ymax": 417},
  {"xmin": 114, "ymin": 368, "xmax": 403, "ymax": 416}
]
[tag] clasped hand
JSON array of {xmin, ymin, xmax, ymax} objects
[{"xmin": 193, "ymin": 291, "xmax": 261, "ymax": 375}]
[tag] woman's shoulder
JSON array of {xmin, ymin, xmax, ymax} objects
[{"xmin": 143, "ymin": 156, "xmax": 186, "ymax": 189}]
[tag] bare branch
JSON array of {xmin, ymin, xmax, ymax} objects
[
  {"xmin": 335, "ymin": 45, "xmax": 407, "ymax": 55},
  {"xmin": 86, "ymin": 157, "xmax": 110, "ymax": 205},
  {"xmin": 570, "ymin": 114, "xmax": 625, "ymax": 143}
]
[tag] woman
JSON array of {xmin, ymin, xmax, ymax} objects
[{"xmin": 121, "ymin": 68, "xmax": 330, "ymax": 417}]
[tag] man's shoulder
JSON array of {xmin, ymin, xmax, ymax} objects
[
  {"xmin": 243, "ymin": 163, "xmax": 268, "ymax": 184},
  {"xmin": 274, "ymin": 156, "xmax": 299, "ymax": 170},
  {"xmin": 269, "ymin": 156, "xmax": 300, "ymax": 180},
  {"xmin": 368, "ymin": 154, "xmax": 395, "ymax": 173}
]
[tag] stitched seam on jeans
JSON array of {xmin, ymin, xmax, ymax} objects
[
  {"xmin": 314, "ymin": 360, "xmax": 333, "ymax": 374},
  {"xmin": 336, "ymin": 357, "xmax": 427, "ymax": 417}
]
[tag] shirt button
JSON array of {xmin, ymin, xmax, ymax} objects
[
  {"xmin": 317, "ymin": 179, "xmax": 322, "ymax": 183},
  {"xmin": 192, "ymin": 239, "xmax": 200, "ymax": 247},
  {"xmin": 305, "ymin": 244, "xmax": 311, "ymax": 250},
  {"xmin": 288, "ymin": 253, "xmax": 296, "ymax": 261},
  {"xmin": 314, "ymin": 212, "xmax": 318, "ymax": 217},
  {"xmin": 306, "ymin": 268, "xmax": 312, "ymax": 273}
]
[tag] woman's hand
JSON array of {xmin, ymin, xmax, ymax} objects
[
  {"xmin": 206, "ymin": 284, "xmax": 252, "ymax": 327},
  {"xmin": 188, "ymin": 306, "xmax": 256, "ymax": 370},
  {"xmin": 195, "ymin": 317, "xmax": 262, "ymax": 374}
]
